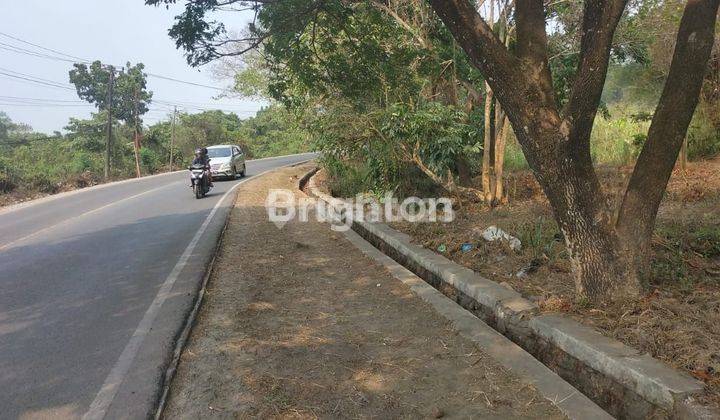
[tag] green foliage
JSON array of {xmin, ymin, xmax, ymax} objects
[
  {"xmin": 239, "ymin": 105, "xmax": 311, "ymax": 158},
  {"xmin": 591, "ymin": 108, "xmax": 652, "ymax": 165},
  {"xmin": 0, "ymin": 156, "xmax": 15, "ymax": 193},
  {"xmin": 69, "ymin": 61, "xmax": 153, "ymax": 126},
  {"xmin": 516, "ymin": 216, "xmax": 564, "ymax": 262},
  {"xmin": 320, "ymin": 155, "xmax": 371, "ymax": 198},
  {"xmin": 381, "ymin": 102, "xmax": 480, "ymax": 175},
  {"xmin": 140, "ymin": 148, "xmax": 161, "ymax": 174},
  {"xmin": 71, "ymin": 152, "xmax": 94, "ymax": 173},
  {"xmin": 503, "ymin": 135, "xmax": 528, "ymax": 171},
  {"xmin": 688, "ymin": 113, "xmax": 720, "ymax": 160},
  {"xmin": 311, "ymin": 100, "xmax": 478, "ymax": 195}
]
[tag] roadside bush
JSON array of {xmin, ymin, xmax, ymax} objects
[
  {"xmin": 25, "ymin": 173, "xmax": 59, "ymax": 194},
  {"xmin": 688, "ymin": 115, "xmax": 720, "ymax": 160},
  {"xmin": 321, "ymin": 155, "xmax": 369, "ymax": 198},
  {"xmin": 0, "ymin": 159, "xmax": 16, "ymax": 193},
  {"xmin": 71, "ymin": 152, "xmax": 94, "ymax": 173},
  {"xmin": 503, "ymin": 135, "xmax": 528, "ymax": 171},
  {"xmin": 140, "ymin": 147, "xmax": 160, "ymax": 174}
]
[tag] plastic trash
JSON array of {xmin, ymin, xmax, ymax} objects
[
  {"xmin": 437, "ymin": 244, "xmax": 447, "ymax": 253},
  {"xmin": 516, "ymin": 258, "xmax": 542, "ymax": 278},
  {"xmin": 481, "ymin": 226, "xmax": 522, "ymax": 251},
  {"xmin": 461, "ymin": 243, "xmax": 474, "ymax": 253}
]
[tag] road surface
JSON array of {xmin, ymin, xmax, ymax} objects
[{"xmin": 0, "ymin": 153, "xmax": 316, "ymax": 419}]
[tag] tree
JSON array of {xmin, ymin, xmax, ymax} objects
[
  {"xmin": 69, "ymin": 61, "xmax": 153, "ymax": 177},
  {"xmin": 148, "ymin": 0, "xmax": 720, "ymax": 303},
  {"xmin": 427, "ymin": 0, "xmax": 719, "ymax": 301},
  {"xmin": 148, "ymin": 0, "xmax": 490, "ymax": 199}
]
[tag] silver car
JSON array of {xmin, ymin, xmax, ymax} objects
[{"xmin": 207, "ymin": 145, "xmax": 246, "ymax": 179}]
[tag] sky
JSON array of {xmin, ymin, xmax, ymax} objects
[{"xmin": 0, "ymin": 0, "xmax": 265, "ymax": 133}]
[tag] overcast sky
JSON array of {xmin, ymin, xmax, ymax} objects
[{"xmin": 0, "ymin": 0, "xmax": 264, "ymax": 133}]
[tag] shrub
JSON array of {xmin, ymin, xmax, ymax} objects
[
  {"xmin": 71, "ymin": 152, "xmax": 94, "ymax": 173},
  {"xmin": 26, "ymin": 173, "xmax": 59, "ymax": 194},
  {"xmin": 0, "ymin": 159, "xmax": 16, "ymax": 193},
  {"xmin": 688, "ymin": 114, "xmax": 720, "ymax": 160},
  {"xmin": 140, "ymin": 148, "xmax": 160, "ymax": 174}
]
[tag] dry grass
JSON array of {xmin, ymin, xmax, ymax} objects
[
  {"xmin": 391, "ymin": 157, "xmax": 720, "ymax": 408},
  {"xmin": 163, "ymin": 164, "xmax": 564, "ymax": 419}
]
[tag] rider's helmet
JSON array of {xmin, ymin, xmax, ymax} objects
[{"xmin": 194, "ymin": 148, "xmax": 206, "ymax": 158}]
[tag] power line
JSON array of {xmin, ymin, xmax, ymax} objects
[
  {"xmin": 0, "ymin": 43, "xmax": 78, "ymax": 64},
  {"xmin": 0, "ymin": 69, "xmax": 261, "ymax": 114},
  {"xmin": 0, "ymin": 67, "xmax": 74, "ymax": 87},
  {"xmin": 0, "ymin": 32, "xmax": 228, "ymax": 92},
  {"xmin": 0, "ymin": 31, "xmax": 89, "ymax": 62},
  {"xmin": 144, "ymin": 73, "xmax": 226, "ymax": 91},
  {"xmin": 0, "ymin": 95, "xmax": 85, "ymax": 103},
  {"xmin": 0, "ymin": 102, "xmax": 93, "ymax": 108},
  {"xmin": 0, "ymin": 71, "xmax": 75, "ymax": 91}
]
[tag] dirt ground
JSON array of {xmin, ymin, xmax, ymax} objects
[
  {"xmin": 163, "ymin": 163, "xmax": 564, "ymax": 419},
  {"xmin": 386, "ymin": 158, "xmax": 720, "ymax": 408}
]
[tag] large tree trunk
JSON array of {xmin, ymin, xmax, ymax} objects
[
  {"xmin": 615, "ymin": 0, "xmax": 719, "ymax": 276},
  {"xmin": 429, "ymin": 0, "xmax": 720, "ymax": 302},
  {"xmin": 514, "ymin": 118, "xmax": 642, "ymax": 300}
]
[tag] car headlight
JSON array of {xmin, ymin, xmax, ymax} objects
[{"xmin": 219, "ymin": 163, "xmax": 230, "ymax": 171}]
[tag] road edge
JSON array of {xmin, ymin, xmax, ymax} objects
[
  {"xmin": 0, "ymin": 153, "xmax": 317, "ymax": 216},
  {"xmin": 152, "ymin": 159, "xmax": 314, "ymax": 420}
]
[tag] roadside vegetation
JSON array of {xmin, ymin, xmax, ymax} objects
[
  {"xmin": 146, "ymin": 0, "xmax": 720, "ymax": 404},
  {"xmin": 0, "ymin": 104, "xmax": 310, "ymax": 206}
]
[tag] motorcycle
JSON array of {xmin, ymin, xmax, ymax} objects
[{"xmin": 189, "ymin": 163, "xmax": 212, "ymax": 199}]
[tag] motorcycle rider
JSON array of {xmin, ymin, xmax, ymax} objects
[{"xmin": 191, "ymin": 147, "xmax": 213, "ymax": 187}]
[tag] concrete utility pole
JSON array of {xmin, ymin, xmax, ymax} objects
[
  {"xmin": 133, "ymin": 88, "xmax": 142, "ymax": 178},
  {"xmin": 169, "ymin": 106, "xmax": 177, "ymax": 171},
  {"xmin": 104, "ymin": 66, "xmax": 115, "ymax": 180}
]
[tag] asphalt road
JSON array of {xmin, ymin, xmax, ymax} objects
[{"xmin": 0, "ymin": 153, "xmax": 316, "ymax": 420}]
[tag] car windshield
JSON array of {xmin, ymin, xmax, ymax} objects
[{"xmin": 207, "ymin": 147, "xmax": 232, "ymax": 158}]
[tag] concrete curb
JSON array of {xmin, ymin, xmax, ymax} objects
[
  {"xmin": 300, "ymin": 168, "xmax": 715, "ymax": 420},
  {"xmin": 340, "ymin": 222, "xmax": 612, "ymax": 420}
]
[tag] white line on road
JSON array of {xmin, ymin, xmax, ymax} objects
[
  {"xmin": 0, "ymin": 153, "xmax": 316, "ymax": 216},
  {"xmin": 81, "ymin": 172, "xmax": 258, "ymax": 420},
  {"xmin": 0, "ymin": 182, "xmax": 181, "ymax": 252},
  {"xmin": 0, "ymin": 171, "xmax": 184, "ymax": 216}
]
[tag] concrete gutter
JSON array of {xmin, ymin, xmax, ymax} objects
[{"xmin": 301, "ymin": 167, "xmax": 716, "ymax": 420}]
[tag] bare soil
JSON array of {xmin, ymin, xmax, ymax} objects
[
  {"xmin": 387, "ymin": 158, "xmax": 720, "ymax": 408},
  {"xmin": 163, "ymin": 164, "xmax": 564, "ymax": 419}
]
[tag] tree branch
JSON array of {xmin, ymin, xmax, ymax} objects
[
  {"xmin": 515, "ymin": 0, "xmax": 554, "ymax": 103},
  {"xmin": 427, "ymin": 0, "xmax": 524, "ymax": 111},
  {"xmin": 617, "ymin": 0, "xmax": 720, "ymax": 241},
  {"xmin": 562, "ymin": 0, "xmax": 628, "ymax": 151}
]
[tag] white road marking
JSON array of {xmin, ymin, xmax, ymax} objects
[
  {"xmin": 0, "ymin": 153, "xmax": 316, "ymax": 216},
  {"xmin": 0, "ymin": 171, "xmax": 184, "ymax": 216},
  {"xmin": 81, "ymin": 169, "xmax": 268, "ymax": 420},
  {"xmin": 0, "ymin": 182, "xmax": 181, "ymax": 252}
]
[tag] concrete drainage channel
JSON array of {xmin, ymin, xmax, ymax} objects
[{"xmin": 300, "ymin": 167, "xmax": 716, "ymax": 420}]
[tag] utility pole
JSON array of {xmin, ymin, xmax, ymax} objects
[
  {"xmin": 133, "ymin": 88, "xmax": 142, "ymax": 178},
  {"xmin": 104, "ymin": 66, "xmax": 115, "ymax": 180},
  {"xmin": 169, "ymin": 106, "xmax": 177, "ymax": 171}
]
